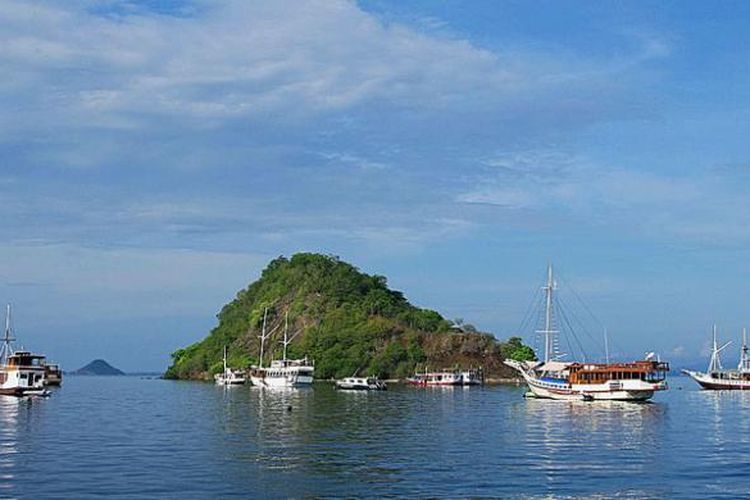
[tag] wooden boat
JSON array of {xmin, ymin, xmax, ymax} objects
[
  {"xmin": 505, "ymin": 265, "xmax": 669, "ymax": 401},
  {"xmin": 683, "ymin": 326, "xmax": 750, "ymax": 390},
  {"xmin": 335, "ymin": 377, "xmax": 387, "ymax": 391},
  {"xmin": 43, "ymin": 363, "xmax": 63, "ymax": 386}
]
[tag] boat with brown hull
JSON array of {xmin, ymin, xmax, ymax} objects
[{"xmin": 683, "ymin": 326, "xmax": 750, "ymax": 390}]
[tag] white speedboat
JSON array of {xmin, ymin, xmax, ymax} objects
[
  {"xmin": 335, "ymin": 377, "xmax": 387, "ymax": 391},
  {"xmin": 249, "ymin": 309, "xmax": 314, "ymax": 388},
  {"xmin": 504, "ymin": 265, "xmax": 669, "ymax": 402},
  {"xmin": 461, "ymin": 368, "xmax": 483, "ymax": 386},
  {"xmin": 214, "ymin": 346, "xmax": 246, "ymax": 385}
]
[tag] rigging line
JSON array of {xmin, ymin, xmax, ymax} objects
[
  {"xmin": 556, "ymin": 294, "xmax": 605, "ymax": 360},
  {"xmin": 516, "ymin": 285, "xmax": 543, "ymax": 339},
  {"xmin": 553, "ymin": 297, "xmax": 579, "ymax": 360},
  {"xmin": 557, "ymin": 271, "xmax": 608, "ymax": 331},
  {"xmin": 554, "ymin": 295, "xmax": 589, "ymax": 362}
]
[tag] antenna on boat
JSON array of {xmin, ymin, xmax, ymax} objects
[{"xmin": 536, "ymin": 263, "xmax": 559, "ymax": 364}]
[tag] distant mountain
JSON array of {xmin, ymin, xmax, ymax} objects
[{"xmin": 74, "ymin": 359, "xmax": 125, "ymax": 376}]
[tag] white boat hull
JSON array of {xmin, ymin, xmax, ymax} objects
[
  {"xmin": 508, "ymin": 361, "xmax": 666, "ymax": 402},
  {"xmin": 250, "ymin": 374, "xmax": 313, "ymax": 388},
  {"xmin": 683, "ymin": 370, "xmax": 750, "ymax": 390}
]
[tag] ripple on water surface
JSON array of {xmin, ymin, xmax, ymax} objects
[{"xmin": 2, "ymin": 376, "xmax": 750, "ymax": 498}]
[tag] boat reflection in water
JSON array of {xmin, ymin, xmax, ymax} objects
[{"xmin": 0, "ymin": 397, "xmax": 20, "ymax": 497}]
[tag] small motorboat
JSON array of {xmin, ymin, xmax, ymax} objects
[{"xmin": 335, "ymin": 377, "xmax": 387, "ymax": 391}]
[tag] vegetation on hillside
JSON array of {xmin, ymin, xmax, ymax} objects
[{"xmin": 164, "ymin": 253, "xmax": 534, "ymax": 380}]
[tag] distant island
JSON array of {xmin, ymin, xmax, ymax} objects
[
  {"xmin": 165, "ymin": 253, "xmax": 535, "ymax": 381},
  {"xmin": 74, "ymin": 359, "xmax": 126, "ymax": 376}
]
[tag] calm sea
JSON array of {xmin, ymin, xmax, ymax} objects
[{"xmin": 1, "ymin": 376, "xmax": 749, "ymax": 498}]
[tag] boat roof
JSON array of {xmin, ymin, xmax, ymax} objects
[
  {"xmin": 10, "ymin": 351, "xmax": 45, "ymax": 358},
  {"xmin": 538, "ymin": 361, "xmax": 572, "ymax": 372}
]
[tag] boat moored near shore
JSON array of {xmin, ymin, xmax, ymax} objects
[{"xmin": 335, "ymin": 377, "xmax": 387, "ymax": 390}]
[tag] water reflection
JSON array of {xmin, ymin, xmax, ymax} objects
[{"xmin": 0, "ymin": 396, "xmax": 20, "ymax": 495}]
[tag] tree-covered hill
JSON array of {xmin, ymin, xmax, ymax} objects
[{"xmin": 164, "ymin": 253, "xmax": 534, "ymax": 380}]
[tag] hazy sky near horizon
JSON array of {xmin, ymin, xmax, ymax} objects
[{"xmin": 1, "ymin": 0, "xmax": 749, "ymax": 371}]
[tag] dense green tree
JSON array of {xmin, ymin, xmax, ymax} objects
[{"xmin": 164, "ymin": 253, "xmax": 534, "ymax": 380}]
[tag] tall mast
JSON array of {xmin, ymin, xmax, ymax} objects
[
  {"xmin": 223, "ymin": 345, "xmax": 228, "ymax": 373},
  {"xmin": 739, "ymin": 328, "xmax": 750, "ymax": 372},
  {"xmin": 258, "ymin": 308, "xmax": 268, "ymax": 369},
  {"xmin": 604, "ymin": 328, "xmax": 610, "ymax": 364},
  {"xmin": 282, "ymin": 311, "xmax": 289, "ymax": 361},
  {"xmin": 0, "ymin": 304, "xmax": 15, "ymax": 365},
  {"xmin": 708, "ymin": 325, "xmax": 732, "ymax": 373},
  {"xmin": 536, "ymin": 264, "xmax": 558, "ymax": 364}
]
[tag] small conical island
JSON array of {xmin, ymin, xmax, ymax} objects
[
  {"xmin": 165, "ymin": 253, "xmax": 534, "ymax": 381},
  {"xmin": 74, "ymin": 359, "xmax": 125, "ymax": 376}
]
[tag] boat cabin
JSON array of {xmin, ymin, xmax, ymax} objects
[
  {"xmin": 6, "ymin": 351, "xmax": 46, "ymax": 369},
  {"xmin": 567, "ymin": 361, "xmax": 669, "ymax": 384}
]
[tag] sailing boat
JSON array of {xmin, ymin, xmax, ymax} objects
[
  {"xmin": 682, "ymin": 326, "xmax": 750, "ymax": 390},
  {"xmin": 214, "ymin": 346, "xmax": 246, "ymax": 385},
  {"xmin": 504, "ymin": 265, "xmax": 670, "ymax": 401},
  {"xmin": 0, "ymin": 304, "xmax": 49, "ymax": 396},
  {"xmin": 249, "ymin": 309, "xmax": 314, "ymax": 388}
]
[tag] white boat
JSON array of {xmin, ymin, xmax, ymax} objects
[
  {"xmin": 461, "ymin": 368, "xmax": 483, "ymax": 386},
  {"xmin": 504, "ymin": 265, "xmax": 669, "ymax": 402},
  {"xmin": 335, "ymin": 377, "xmax": 387, "ymax": 391},
  {"xmin": 407, "ymin": 370, "xmax": 463, "ymax": 386},
  {"xmin": 683, "ymin": 326, "xmax": 750, "ymax": 390},
  {"xmin": 0, "ymin": 305, "xmax": 49, "ymax": 397},
  {"xmin": 214, "ymin": 346, "xmax": 246, "ymax": 385},
  {"xmin": 249, "ymin": 309, "xmax": 314, "ymax": 388}
]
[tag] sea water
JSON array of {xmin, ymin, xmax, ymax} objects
[{"xmin": 1, "ymin": 376, "xmax": 748, "ymax": 498}]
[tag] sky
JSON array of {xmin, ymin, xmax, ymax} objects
[{"xmin": 1, "ymin": 0, "xmax": 749, "ymax": 371}]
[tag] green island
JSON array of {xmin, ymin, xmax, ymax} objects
[{"xmin": 165, "ymin": 253, "xmax": 535, "ymax": 380}]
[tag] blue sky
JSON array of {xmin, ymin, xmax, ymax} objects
[{"xmin": 1, "ymin": 0, "xmax": 749, "ymax": 370}]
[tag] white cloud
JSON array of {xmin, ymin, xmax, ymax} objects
[{"xmin": 457, "ymin": 150, "xmax": 750, "ymax": 245}]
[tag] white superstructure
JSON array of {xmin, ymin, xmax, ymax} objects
[
  {"xmin": 0, "ymin": 305, "xmax": 48, "ymax": 397},
  {"xmin": 250, "ymin": 309, "xmax": 314, "ymax": 388},
  {"xmin": 214, "ymin": 346, "xmax": 246, "ymax": 385}
]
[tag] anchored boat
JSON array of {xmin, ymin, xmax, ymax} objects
[
  {"xmin": 335, "ymin": 377, "xmax": 387, "ymax": 391},
  {"xmin": 407, "ymin": 369, "xmax": 463, "ymax": 386},
  {"xmin": 0, "ymin": 305, "xmax": 49, "ymax": 397},
  {"xmin": 505, "ymin": 265, "xmax": 669, "ymax": 401},
  {"xmin": 683, "ymin": 326, "xmax": 750, "ymax": 390},
  {"xmin": 214, "ymin": 346, "xmax": 246, "ymax": 385},
  {"xmin": 249, "ymin": 309, "xmax": 314, "ymax": 388},
  {"xmin": 43, "ymin": 363, "xmax": 63, "ymax": 386}
]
